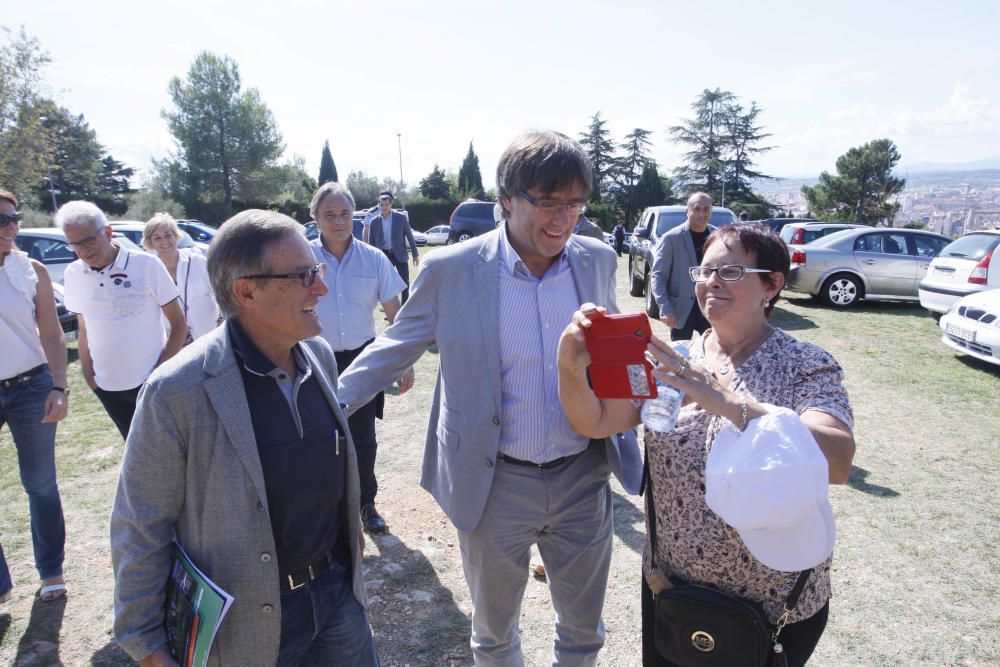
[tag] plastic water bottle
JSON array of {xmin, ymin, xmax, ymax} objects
[{"xmin": 640, "ymin": 343, "xmax": 690, "ymax": 432}]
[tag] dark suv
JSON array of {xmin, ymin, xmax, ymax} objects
[{"xmin": 448, "ymin": 200, "xmax": 497, "ymax": 243}]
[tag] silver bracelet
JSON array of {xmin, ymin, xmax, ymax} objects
[{"xmin": 738, "ymin": 397, "xmax": 748, "ymax": 432}]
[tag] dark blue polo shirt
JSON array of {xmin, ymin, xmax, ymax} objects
[{"xmin": 229, "ymin": 320, "xmax": 349, "ymax": 578}]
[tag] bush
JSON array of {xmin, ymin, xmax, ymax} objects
[
  {"xmin": 124, "ymin": 190, "xmax": 186, "ymax": 221},
  {"xmin": 403, "ymin": 199, "xmax": 459, "ymax": 231},
  {"xmin": 19, "ymin": 205, "xmax": 53, "ymax": 229}
]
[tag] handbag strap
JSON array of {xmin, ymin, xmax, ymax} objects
[{"xmin": 641, "ymin": 443, "xmax": 812, "ymax": 615}]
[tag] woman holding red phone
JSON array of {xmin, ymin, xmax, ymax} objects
[{"xmin": 558, "ymin": 223, "xmax": 856, "ymax": 666}]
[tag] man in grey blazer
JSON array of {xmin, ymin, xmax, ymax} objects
[
  {"xmin": 111, "ymin": 211, "xmax": 378, "ymax": 667},
  {"xmin": 650, "ymin": 191, "xmax": 717, "ymax": 341},
  {"xmin": 365, "ymin": 190, "xmax": 419, "ymax": 304},
  {"xmin": 339, "ymin": 131, "xmax": 641, "ymax": 667}
]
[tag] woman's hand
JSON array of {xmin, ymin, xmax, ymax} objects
[
  {"xmin": 557, "ymin": 304, "xmax": 602, "ymax": 376},
  {"xmin": 645, "ymin": 336, "xmax": 747, "ymax": 424}
]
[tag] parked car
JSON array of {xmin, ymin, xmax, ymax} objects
[
  {"xmin": 15, "ymin": 227, "xmax": 144, "ymax": 284},
  {"xmin": 423, "ymin": 225, "xmax": 451, "ymax": 245},
  {"xmin": 779, "ymin": 221, "xmax": 866, "ymax": 246},
  {"xmin": 301, "ymin": 217, "xmax": 364, "ymax": 242},
  {"xmin": 175, "ymin": 219, "xmax": 217, "ymax": 244},
  {"xmin": 109, "ymin": 221, "xmax": 208, "ymax": 255},
  {"xmin": 938, "ymin": 288, "xmax": 1000, "ymax": 367},
  {"xmin": 412, "ymin": 230, "xmax": 427, "ymax": 246},
  {"xmin": 918, "ymin": 230, "xmax": 1000, "ymax": 317},
  {"xmin": 786, "ymin": 227, "xmax": 951, "ymax": 307},
  {"xmin": 51, "ymin": 282, "xmax": 78, "ymax": 342},
  {"xmin": 756, "ymin": 218, "xmax": 819, "ymax": 235},
  {"xmin": 448, "ymin": 200, "xmax": 497, "ymax": 243},
  {"xmin": 627, "ymin": 205, "xmax": 737, "ymax": 317},
  {"xmin": 602, "ymin": 231, "xmax": 616, "ymax": 247}
]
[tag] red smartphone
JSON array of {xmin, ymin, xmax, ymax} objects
[{"xmin": 581, "ymin": 309, "xmax": 655, "ymax": 399}]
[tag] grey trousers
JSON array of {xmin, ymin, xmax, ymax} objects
[{"xmin": 457, "ymin": 440, "xmax": 613, "ymax": 667}]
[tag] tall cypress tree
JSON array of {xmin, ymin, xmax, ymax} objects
[
  {"xmin": 318, "ymin": 140, "xmax": 338, "ymax": 184},
  {"xmin": 457, "ymin": 141, "xmax": 485, "ymax": 199}
]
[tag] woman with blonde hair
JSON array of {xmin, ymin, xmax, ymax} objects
[{"xmin": 142, "ymin": 213, "xmax": 219, "ymax": 341}]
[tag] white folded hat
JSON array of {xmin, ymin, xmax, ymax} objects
[{"xmin": 705, "ymin": 406, "xmax": 835, "ymax": 572}]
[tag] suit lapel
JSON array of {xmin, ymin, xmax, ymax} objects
[
  {"xmin": 202, "ymin": 326, "xmax": 269, "ymax": 506},
  {"xmin": 473, "ymin": 235, "xmax": 502, "ymax": 403},
  {"xmin": 567, "ymin": 240, "xmax": 597, "ymax": 305}
]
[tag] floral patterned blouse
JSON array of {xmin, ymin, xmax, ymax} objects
[{"xmin": 642, "ymin": 327, "xmax": 853, "ymax": 624}]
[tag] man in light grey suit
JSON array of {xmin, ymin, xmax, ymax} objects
[
  {"xmin": 111, "ymin": 211, "xmax": 378, "ymax": 667},
  {"xmin": 365, "ymin": 189, "xmax": 419, "ymax": 304},
  {"xmin": 339, "ymin": 131, "xmax": 641, "ymax": 667},
  {"xmin": 650, "ymin": 191, "xmax": 717, "ymax": 341}
]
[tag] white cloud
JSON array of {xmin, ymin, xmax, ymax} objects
[{"xmin": 885, "ymin": 82, "xmax": 998, "ymax": 137}]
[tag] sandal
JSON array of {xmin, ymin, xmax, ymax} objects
[{"xmin": 38, "ymin": 583, "xmax": 67, "ymax": 602}]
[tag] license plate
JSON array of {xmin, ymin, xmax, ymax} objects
[{"xmin": 946, "ymin": 323, "xmax": 976, "ymax": 342}]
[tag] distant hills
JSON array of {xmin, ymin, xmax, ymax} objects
[{"xmin": 900, "ymin": 157, "xmax": 1000, "ymax": 173}]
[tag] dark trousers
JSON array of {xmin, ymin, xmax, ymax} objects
[
  {"xmin": 640, "ymin": 574, "xmax": 829, "ymax": 666},
  {"xmin": 334, "ymin": 341, "xmax": 380, "ymax": 506},
  {"xmin": 93, "ymin": 384, "xmax": 142, "ymax": 440},
  {"xmin": 669, "ymin": 305, "xmax": 710, "ymax": 343},
  {"xmin": 382, "ymin": 249, "xmax": 411, "ymax": 304}
]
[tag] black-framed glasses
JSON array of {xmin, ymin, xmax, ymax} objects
[
  {"xmin": 242, "ymin": 263, "xmax": 327, "ymax": 288},
  {"xmin": 518, "ymin": 190, "xmax": 587, "ymax": 216},
  {"xmin": 0, "ymin": 212, "xmax": 23, "ymax": 227},
  {"xmin": 66, "ymin": 232, "xmax": 106, "ymax": 251},
  {"xmin": 689, "ymin": 265, "xmax": 773, "ymax": 282}
]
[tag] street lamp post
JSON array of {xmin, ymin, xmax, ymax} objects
[{"xmin": 397, "ymin": 133, "xmax": 405, "ymax": 209}]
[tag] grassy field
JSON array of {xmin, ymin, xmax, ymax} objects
[{"xmin": 1, "ymin": 250, "xmax": 998, "ymax": 666}]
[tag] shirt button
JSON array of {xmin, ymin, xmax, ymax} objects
[
  {"xmin": 260, "ymin": 552, "xmax": 272, "ymax": 563},
  {"xmin": 257, "ymin": 500, "xmax": 264, "ymax": 510},
  {"xmin": 486, "ymin": 458, "xmax": 494, "ymax": 468},
  {"xmin": 261, "ymin": 604, "xmax": 274, "ymax": 614},
  {"xmin": 492, "ymin": 416, "xmax": 500, "ymax": 425}
]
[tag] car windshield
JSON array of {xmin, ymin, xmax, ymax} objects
[
  {"xmin": 655, "ymin": 212, "xmax": 687, "ymax": 235},
  {"xmin": 941, "ymin": 234, "xmax": 1000, "ymax": 260}
]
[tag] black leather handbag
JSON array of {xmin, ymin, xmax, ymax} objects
[{"xmin": 643, "ymin": 455, "xmax": 812, "ymax": 666}]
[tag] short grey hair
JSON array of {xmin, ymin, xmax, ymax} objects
[
  {"xmin": 309, "ymin": 182, "xmax": 355, "ymax": 219},
  {"xmin": 208, "ymin": 209, "xmax": 302, "ymax": 318},
  {"xmin": 54, "ymin": 201, "xmax": 108, "ymax": 231}
]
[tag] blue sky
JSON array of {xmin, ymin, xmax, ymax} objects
[{"xmin": 6, "ymin": 0, "xmax": 999, "ymax": 193}]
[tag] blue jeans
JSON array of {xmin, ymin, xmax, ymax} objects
[
  {"xmin": 0, "ymin": 369, "xmax": 65, "ymax": 595},
  {"xmin": 275, "ymin": 559, "xmax": 379, "ymax": 667}
]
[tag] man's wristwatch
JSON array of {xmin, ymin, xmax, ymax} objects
[{"xmin": 51, "ymin": 386, "xmax": 70, "ymax": 397}]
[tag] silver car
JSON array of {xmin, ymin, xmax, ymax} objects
[{"xmin": 786, "ymin": 227, "xmax": 951, "ymax": 307}]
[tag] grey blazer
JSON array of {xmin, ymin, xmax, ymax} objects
[
  {"xmin": 368, "ymin": 210, "xmax": 419, "ymax": 261},
  {"xmin": 338, "ymin": 228, "xmax": 642, "ymax": 533},
  {"xmin": 111, "ymin": 324, "xmax": 365, "ymax": 666},
  {"xmin": 650, "ymin": 221, "xmax": 717, "ymax": 327}
]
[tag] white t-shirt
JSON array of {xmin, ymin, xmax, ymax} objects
[
  {"xmin": 63, "ymin": 246, "xmax": 180, "ymax": 391},
  {"xmin": 174, "ymin": 249, "xmax": 219, "ymax": 340},
  {"xmin": 0, "ymin": 252, "xmax": 47, "ymax": 378}
]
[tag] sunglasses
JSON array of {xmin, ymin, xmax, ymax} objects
[{"xmin": 0, "ymin": 212, "xmax": 24, "ymax": 227}]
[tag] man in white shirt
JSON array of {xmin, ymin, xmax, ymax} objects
[
  {"xmin": 309, "ymin": 183, "xmax": 414, "ymax": 533},
  {"xmin": 57, "ymin": 201, "xmax": 186, "ymax": 439}
]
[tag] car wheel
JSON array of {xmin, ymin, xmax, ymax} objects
[
  {"xmin": 457, "ymin": 232, "xmax": 473, "ymax": 242},
  {"xmin": 821, "ymin": 274, "xmax": 862, "ymax": 308},
  {"xmin": 644, "ymin": 272, "xmax": 660, "ymax": 319},
  {"xmin": 929, "ymin": 311, "xmax": 942, "ymax": 322},
  {"xmin": 446, "ymin": 237, "xmax": 456, "ymax": 245},
  {"xmin": 629, "ymin": 259, "xmax": 644, "ymax": 297}
]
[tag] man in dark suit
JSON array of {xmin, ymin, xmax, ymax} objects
[{"xmin": 365, "ymin": 190, "xmax": 419, "ymax": 303}]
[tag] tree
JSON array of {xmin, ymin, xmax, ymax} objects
[
  {"xmin": 318, "ymin": 140, "xmax": 337, "ymax": 184},
  {"xmin": 161, "ymin": 51, "xmax": 284, "ymax": 213},
  {"xmin": 612, "ymin": 127, "xmax": 653, "ymax": 222},
  {"xmin": 802, "ymin": 139, "xmax": 905, "ymax": 225},
  {"xmin": 670, "ymin": 88, "xmax": 735, "ymax": 198},
  {"xmin": 457, "ymin": 142, "xmax": 485, "ymax": 199},
  {"xmin": 419, "ymin": 164, "xmax": 450, "ymax": 200},
  {"xmin": 347, "ymin": 171, "xmax": 395, "ymax": 208},
  {"xmin": 634, "ymin": 161, "xmax": 671, "ymax": 214},
  {"xmin": 124, "ymin": 189, "xmax": 185, "ymax": 220},
  {"xmin": 721, "ymin": 101, "xmax": 774, "ymax": 203},
  {"xmin": 0, "ymin": 26, "xmax": 50, "ymax": 198},
  {"xmin": 579, "ymin": 112, "xmax": 616, "ymax": 202}
]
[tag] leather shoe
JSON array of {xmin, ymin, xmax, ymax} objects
[{"xmin": 361, "ymin": 503, "xmax": 387, "ymax": 534}]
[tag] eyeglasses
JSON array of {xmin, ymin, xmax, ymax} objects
[
  {"xmin": 243, "ymin": 263, "xmax": 327, "ymax": 288},
  {"xmin": 689, "ymin": 265, "xmax": 773, "ymax": 282},
  {"xmin": 0, "ymin": 212, "xmax": 24, "ymax": 228},
  {"xmin": 518, "ymin": 191, "xmax": 587, "ymax": 216},
  {"xmin": 66, "ymin": 232, "xmax": 106, "ymax": 251}
]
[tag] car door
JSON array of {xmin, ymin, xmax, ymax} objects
[
  {"xmin": 854, "ymin": 232, "xmax": 917, "ymax": 296},
  {"xmin": 15, "ymin": 234, "xmax": 76, "ymax": 284},
  {"xmin": 909, "ymin": 234, "xmax": 948, "ymax": 286}
]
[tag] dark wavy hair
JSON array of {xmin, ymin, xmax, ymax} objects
[
  {"xmin": 703, "ymin": 223, "xmax": 789, "ymax": 316},
  {"xmin": 496, "ymin": 131, "xmax": 592, "ymax": 219}
]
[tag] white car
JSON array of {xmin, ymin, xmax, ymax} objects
[
  {"xmin": 919, "ymin": 231, "xmax": 1000, "ymax": 316},
  {"xmin": 939, "ymin": 288, "xmax": 1000, "ymax": 367},
  {"xmin": 110, "ymin": 221, "xmax": 209, "ymax": 255},
  {"xmin": 15, "ymin": 227, "xmax": 144, "ymax": 284},
  {"xmin": 423, "ymin": 225, "xmax": 451, "ymax": 245}
]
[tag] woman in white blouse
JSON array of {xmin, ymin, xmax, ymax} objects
[
  {"xmin": 142, "ymin": 213, "xmax": 220, "ymax": 342},
  {"xmin": 0, "ymin": 188, "xmax": 69, "ymax": 603}
]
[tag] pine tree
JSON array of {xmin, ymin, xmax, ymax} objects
[
  {"xmin": 457, "ymin": 142, "xmax": 485, "ymax": 199},
  {"xmin": 802, "ymin": 139, "xmax": 905, "ymax": 225},
  {"xmin": 419, "ymin": 164, "xmax": 450, "ymax": 200},
  {"xmin": 318, "ymin": 140, "xmax": 338, "ymax": 184},
  {"xmin": 578, "ymin": 112, "xmax": 616, "ymax": 202}
]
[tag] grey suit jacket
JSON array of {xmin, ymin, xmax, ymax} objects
[
  {"xmin": 338, "ymin": 228, "xmax": 642, "ymax": 533},
  {"xmin": 111, "ymin": 324, "xmax": 365, "ymax": 666},
  {"xmin": 650, "ymin": 221, "xmax": 717, "ymax": 327},
  {"xmin": 368, "ymin": 211, "xmax": 418, "ymax": 261},
  {"xmin": 574, "ymin": 216, "xmax": 606, "ymax": 241}
]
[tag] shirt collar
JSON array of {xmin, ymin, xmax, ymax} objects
[
  {"xmin": 228, "ymin": 319, "xmax": 310, "ymax": 380},
  {"xmin": 88, "ymin": 243, "xmax": 127, "ymax": 274},
  {"xmin": 498, "ymin": 224, "xmax": 569, "ymax": 279}
]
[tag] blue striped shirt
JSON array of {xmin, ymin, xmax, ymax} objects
[{"xmin": 497, "ymin": 228, "xmax": 590, "ymax": 463}]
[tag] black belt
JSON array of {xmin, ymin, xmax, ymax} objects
[
  {"xmin": 497, "ymin": 451, "xmax": 583, "ymax": 470},
  {"xmin": 0, "ymin": 364, "xmax": 47, "ymax": 389},
  {"xmin": 281, "ymin": 551, "xmax": 334, "ymax": 591}
]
